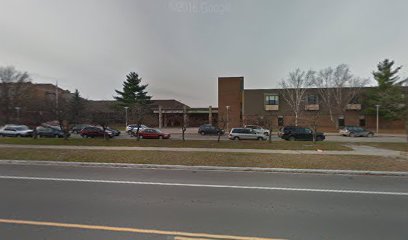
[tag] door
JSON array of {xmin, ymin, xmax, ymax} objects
[
  {"xmin": 4, "ymin": 128, "xmax": 16, "ymax": 137},
  {"xmin": 245, "ymin": 129, "xmax": 257, "ymax": 140},
  {"xmin": 304, "ymin": 128, "xmax": 314, "ymax": 141}
]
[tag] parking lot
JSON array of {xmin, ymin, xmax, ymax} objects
[{"xmin": 67, "ymin": 128, "xmax": 407, "ymax": 143}]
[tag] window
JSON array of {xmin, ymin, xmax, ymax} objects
[
  {"xmin": 278, "ymin": 116, "xmax": 284, "ymax": 126},
  {"xmin": 307, "ymin": 95, "xmax": 318, "ymax": 104},
  {"xmin": 265, "ymin": 95, "xmax": 279, "ymax": 105}
]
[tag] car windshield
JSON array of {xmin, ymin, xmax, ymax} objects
[{"xmin": 15, "ymin": 126, "xmax": 28, "ymax": 131}]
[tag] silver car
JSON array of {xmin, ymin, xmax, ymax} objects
[
  {"xmin": 244, "ymin": 125, "xmax": 270, "ymax": 136},
  {"xmin": 228, "ymin": 128, "xmax": 267, "ymax": 141},
  {"xmin": 0, "ymin": 125, "xmax": 33, "ymax": 137}
]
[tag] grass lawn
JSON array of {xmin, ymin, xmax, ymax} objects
[
  {"xmin": 0, "ymin": 148, "xmax": 407, "ymax": 171},
  {"xmin": 0, "ymin": 138, "xmax": 351, "ymax": 151},
  {"xmin": 359, "ymin": 142, "xmax": 408, "ymax": 152}
]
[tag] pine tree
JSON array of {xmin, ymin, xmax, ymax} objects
[
  {"xmin": 114, "ymin": 72, "xmax": 152, "ymax": 140},
  {"xmin": 114, "ymin": 72, "xmax": 152, "ymax": 106},
  {"xmin": 364, "ymin": 59, "xmax": 404, "ymax": 120},
  {"xmin": 68, "ymin": 89, "xmax": 85, "ymax": 124}
]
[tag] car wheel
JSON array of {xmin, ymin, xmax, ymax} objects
[
  {"xmin": 316, "ymin": 136, "xmax": 323, "ymax": 141},
  {"xmin": 16, "ymin": 134, "xmax": 21, "ymax": 138},
  {"xmin": 200, "ymin": 131, "xmax": 205, "ymax": 135},
  {"xmin": 257, "ymin": 137, "xmax": 263, "ymax": 141},
  {"xmin": 367, "ymin": 133, "xmax": 374, "ymax": 138},
  {"xmin": 159, "ymin": 136, "xmax": 163, "ymax": 139},
  {"xmin": 350, "ymin": 133, "xmax": 356, "ymax": 137},
  {"xmin": 264, "ymin": 132, "xmax": 269, "ymax": 136},
  {"xmin": 139, "ymin": 135, "xmax": 143, "ymax": 139},
  {"xmin": 288, "ymin": 136, "xmax": 296, "ymax": 141},
  {"xmin": 233, "ymin": 136, "xmax": 239, "ymax": 140}
]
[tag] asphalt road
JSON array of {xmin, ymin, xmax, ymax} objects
[{"xmin": 0, "ymin": 163, "xmax": 408, "ymax": 240}]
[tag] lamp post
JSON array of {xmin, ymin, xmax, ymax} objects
[
  {"xmin": 376, "ymin": 104, "xmax": 380, "ymax": 134},
  {"xmin": 15, "ymin": 107, "xmax": 21, "ymax": 123},
  {"xmin": 124, "ymin": 106, "xmax": 129, "ymax": 131},
  {"xmin": 226, "ymin": 105, "xmax": 230, "ymax": 132}
]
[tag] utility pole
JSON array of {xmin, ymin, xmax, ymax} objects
[
  {"xmin": 226, "ymin": 105, "xmax": 230, "ymax": 132},
  {"xmin": 376, "ymin": 104, "xmax": 380, "ymax": 134}
]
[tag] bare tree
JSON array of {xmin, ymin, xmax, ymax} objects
[
  {"xmin": 308, "ymin": 110, "xmax": 321, "ymax": 143},
  {"xmin": 280, "ymin": 69, "xmax": 314, "ymax": 126},
  {"xmin": 181, "ymin": 106, "xmax": 188, "ymax": 141},
  {"xmin": 0, "ymin": 66, "xmax": 31, "ymax": 124},
  {"xmin": 131, "ymin": 105, "xmax": 152, "ymax": 141},
  {"xmin": 217, "ymin": 116, "xmax": 226, "ymax": 143},
  {"xmin": 91, "ymin": 111, "xmax": 114, "ymax": 140},
  {"xmin": 313, "ymin": 64, "xmax": 368, "ymax": 128},
  {"xmin": 263, "ymin": 115, "xmax": 275, "ymax": 143}
]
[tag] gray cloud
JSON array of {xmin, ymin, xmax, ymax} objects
[{"xmin": 0, "ymin": 0, "xmax": 407, "ymax": 107}]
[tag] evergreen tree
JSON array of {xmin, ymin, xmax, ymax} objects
[
  {"xmin": 114, "ymin": 72, "xmax": 152, "ymax": 140},
  {"xmin": 114, "ymin": 72, "xmax": 152, "ymax": 107},
  {"xmin": 364, "ymin": 59, "xmax": 404, "ymax": 120},
  {"xmin": 68, "ymin": 89, "xmax": 85, "ymax": 124}
]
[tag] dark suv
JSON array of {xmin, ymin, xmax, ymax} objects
[
  {"xmin": 36, "ymin": 126, "xmax": 69, "ymax": 138},
  {"xmin": 80, "ymin": 126, "xmax": 113, "ymax": 138},
  {"xmin": 198, "ymin": 124, "xmax": 225, "ymax": 135},
  {"xmin": 280, "ymin": 126, "xmax": 325, "ymax": 141}
]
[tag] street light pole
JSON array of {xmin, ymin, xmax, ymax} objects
[
  {"xmin": 124, "ymin": 106, "xmax": 129, "ymax": 131},
  {"xmin": 376, "ymin": 104, "xmax": 380, "ymax": 134},
  {"xmin": 226, "ymin": 105, "xmax": 230, "ymax": 132}
]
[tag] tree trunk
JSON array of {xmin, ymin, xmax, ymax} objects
[
  {"xmin": 295, "ymin": 113, "xmax": 298, "ymax": 126},
  {"xmin": 136, "ymin": 126, "xmax": 140, "ymax": 141},
  {"xmin": 182, "ymin": 127, "xmax": 186, "ymax": 141}
]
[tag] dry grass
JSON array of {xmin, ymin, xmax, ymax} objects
[
  {"xmin": 358, "ymin": 142, "xmax": 408, "ymax": 152},
  {"xmin": 1, "ymin": 148, "xmax": 407, "ymax": 171},
  {"xmin": 0, "ymin": 138, "xmax": 351, "ymax": 151}
]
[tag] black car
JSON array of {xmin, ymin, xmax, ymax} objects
[
  {"xmin": 36, "ymin": 126, "xmax": 69, "ymax": 138},
  {"xmin": 280, "ymin": 126, "xmax": 325, "ymax": 141},
  {"xmin": 198, "ymin": 124, "xmax": 225, "ymax": 135},
  {"xmin": 80, "ymin": 126, "xmax": 113, "ymax": 138}
]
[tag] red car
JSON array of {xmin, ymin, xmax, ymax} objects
[{"xmin": 137, "ymin": 128, "xmax": 170, "ymax": 139}]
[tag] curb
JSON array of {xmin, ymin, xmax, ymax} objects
[{"xmin": 1, "ymin": 159, "xmax": 408, "ymax": 177}]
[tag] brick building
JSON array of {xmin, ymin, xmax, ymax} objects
[{"xmin": 218, "ymin": 77, "xmax": 406, "ymax": 132}]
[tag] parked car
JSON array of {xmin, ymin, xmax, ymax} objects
[
  {"xmin": 36, "ymin": 126, "xmax": 69, "ymax": 138},
  {"xmin": 339, "ymin": 126, "xmax": 374, "ymax": 137},
  {"xmin": 71, "ymin": 124, "xmax": 92, "ymax": 134},
  {"xmin": 0, "ymin": 125, "xmax": 33, "ymax": 137},
  {"xmin": 135, "ymin": 128, "xmax": 171, "ymax": 139},
  {"xmin": 80, "ymin": 126, "xmax": 113, "ymax": 138},
  {"xmin": 127, "ymin": 124, "xmax": 149, "ymax": 134},
  {"xmin": 244, "ymin": 125, "xmax": 270, "ymax": 136},
  {"xmin": 198, "ymin": 124, "xmax": 225, "ymax": 135},
  {"xmin": 106, "ymin": 127, "xmax": 121, "ymax": 136},
  {"xmin": 280, "ymin": 126, "xmax": 325, "ymax": 141},
  {"xmin": 228, "ymin": 128, "xmax": 267, "ymax": 140}
]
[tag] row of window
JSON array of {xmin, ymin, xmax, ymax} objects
[{"xmin": 265, "ymin": 95, "xmax": 359, "ymax": 105}]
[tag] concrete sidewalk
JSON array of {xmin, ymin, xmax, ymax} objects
[{"xmin": 0, "ymin": 144, "xmax": 406, "ymax": 158}]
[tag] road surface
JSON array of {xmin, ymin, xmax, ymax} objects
[{"xmin": 0, "ymin": 163, "xmax": 407, "ymax": 239}]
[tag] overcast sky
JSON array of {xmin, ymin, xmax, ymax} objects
[{"xmin": 1, "ymin": 0, "xmax": 407, "ymax": 107}]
